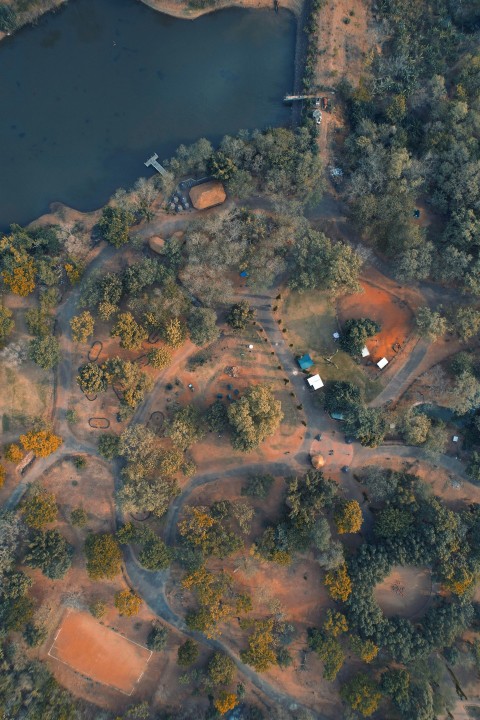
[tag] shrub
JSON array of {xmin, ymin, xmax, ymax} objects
[
  {"xmin": 177, "ymin": 639, "xmax": 199, "ymax": 666},
  {"xmin": 85, "ymin": 533, "xmax": 122, "ymax": 580},
  {"xmin": 114, "ymin": 589, "xmax": 142, "ymax": 617},
  {"xmin": 147, "ymin": 622, "xmax": 168, "ymax": 651},
  {"xmin": 4, "ymin": 443, "xmax": 24, "ymax": 463}
]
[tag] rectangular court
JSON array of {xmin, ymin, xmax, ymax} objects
[{"xmin": 48, "ymin": 610, "xmax": 152, "ymax": 695}]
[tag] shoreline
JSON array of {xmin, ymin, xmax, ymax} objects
[{"xmin": 0, "ymin": 0, "xmax": 303, "ymax": 44}]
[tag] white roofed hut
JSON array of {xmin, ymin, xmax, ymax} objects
[
  {"xmin": 377, "ymin": 357, "xmax": 389, "ymax": 369},
  {"xmin": 307, "ymin": 374, "xmax": 324, "ymax": 390}
]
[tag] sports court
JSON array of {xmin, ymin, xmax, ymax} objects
[{"xmin": 48, "ymin": 610, "xmax": 152, "ymax": 695}]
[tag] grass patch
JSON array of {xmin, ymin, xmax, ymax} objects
[{"xmin": 282, "ymin": 291, "xmax": 383, "ymax": 402}]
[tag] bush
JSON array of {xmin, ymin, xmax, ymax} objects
[
  {"xmin": 147, "ymin": 622, "xmax": 169, "ymax": 651},
  {"xmin": 98, "ymin": 433, "xmax": 120, "ymax": 460},
  {"xmin": 85, "ymin": 533, "xmax": 122, "ymax": 580},
  {"xmin": 28, "ymin": 336, "xmax": 60, "ymax": 369},
  {"xmin": 90, "ymin": 599, "xmax": 107, "ymax": 619},
  {"xmin": 4, "ymin": 443, "xmax": 23, "ymax": 463},
  {"xmin": 177, "ymin": 639, "xmax": 199, "ymax": 666},
  {"xmin": 21, "ymin": 486, "xmax": 57, "ymax": 528},
  {"xmin": 70, "ymin": 507, "xmax": 88, "ymax": 528},
  {"xmin": 23, "ymin": 623, "xmax": 47, "ymax": 647},
  {"xmin": 114, "ymin": 589, "xmax": 142, "ymax": 616},
  {"xmin": 241, "ymin": 474, "xmax": 274, "ymax": 499}
]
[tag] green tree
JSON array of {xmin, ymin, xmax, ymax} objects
[
  {"xmin": 208, "ymin": 652, "xmax": 236, "ymax": 686},
  {"xmin": 23, "ymin": 622, "xmax": 48, "ymax": 647},
  {"xmin": 308, "ymin": 629, "xmax": 345, "ymax": 681},
  {"xmin": 455, "ymin": 307, "xmax": 480, "ymax": 341},
  {"xmin": 29, "ymin": 336, "xmax": 60, "ymax": 369},
  {"xmin": 138, "ymin": 530, "xmax": 171, "ymax": 571},
  {"xmin": 340, "ymin": 318, "xmax": 380, "ymax": 356},
  {"xmin": 70, "ymin": 507, "xmax": 88, "ymax": 528},
  {"xmin": 240, "ymin": 618, "xmax": 277, "ymax": 671},
  {"xmin": 25, "ymin": 529, "xmax": 73, "ymax": 579},
  {"xmin": 147, "ymin": 622, "xmax": 168, "ymax": 651},
  {"xmin": 0, "ymin": 4, "xmax": 17, "ymax": 33},
  {"xmin": 76, "ymin": 362, "xmax": 108, "ymax": 394},
  {"xmin": 340, "ymin": 673, "xmax": 381, "ymax": 717},
  {"xmin": 177, "ymin": 639, "xmax": 199, "ymax": 666},
  {"xmin": 323, "ymin": 609, "xmax": 348, "ymax": 637},
  {"xmin": 227, "ymin": 384, "xmax": 283, "ymax": 451},
  {"xmin": 70, "ymin": 311, "xmax": 95, "ymax": 343},
  {"xmin": 85, "ymin": 533, "xmax": 122, "ymax": 580},
  {"xmin": 241, "ymin": 474, "xmax": 274, "ymax": 499},
  {"xmin": 187, "ymin": 307, "xmax": 219, "ymax": 346},
  {"xmin": 345, "ymin": 406, "xmax": 387, "ymax": 448},
  {"xmin": 111, "ymin": 312, "xmax": 147, "ymax": 350},
  {"xmin": 147, "ymin": 346, "xmax": 172, "ymax": 369},
  {"xmin": 0, "ymin": 305, "xmax": 14, "ymax": 346},
  {"xmin": 381, "ymin": 668, "xmax": 410, "ymax": 706},
  {"xmin": 164, "ymin": 317, "xmax": 187, "ymax": 348},
  {"xmin": 226, "ymin": 301, "xmax": 255, "ymax": 330},
  {"xmin": 98, "ymin": 433, "xmax": 120, "ymax": 460},
  {"xmin": 21, "ymin": 486, "xmax": 57, "ymax": 528},
  {"xmin": 206, "ymin": 399, "xmax": 229, "ymax": 432},
  {"xmin": 166, "ymin": 404, "xmax": 205, "ymax": 450},
  {"xmin": 98, "ymin": 205, "xmax": 134, "ymax": 248},
  {"xmin": 416, "ymin": 306, "xmax": 449, "ymax": 340},
  {"xmin": 324, "ymin": 381, "xmax": 362, "ymax": 415},
  {"xmin": 402, "ymin": 410, "xmax": 431, "ymax": 445}
]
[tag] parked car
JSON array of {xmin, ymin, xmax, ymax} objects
[{"xmin": 341, "ymin": 466, "xmax": 350, "ymax": 473}]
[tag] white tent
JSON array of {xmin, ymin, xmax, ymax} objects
[
  {"xmin": 307, "ymin": 374, "xmax": 324, "ymax": 390},
  {"xmin": 361, "ymin": 346, "xmax": 370, "ymax": 358},
  {"xmin": 377, "ymin": 357, "xmax": 389, "ymax": 369}
]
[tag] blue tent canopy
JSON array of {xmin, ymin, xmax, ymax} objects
[{"xmin": 298, "ymin": 354, "xmax": 314, "ymax": 370}]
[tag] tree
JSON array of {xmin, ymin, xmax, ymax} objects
[
  {"xmin": 29, "ymin": 336, "xmax": 60, "ymax": 369},
  {"xmin": 0, "ymin": 463, "xmax": 5, "ymax": 488},
  {"xmin": 416, "ymin": 306, "xmax": 449, "ymax": 340},
  {"xmin": 166, "ymin": 404, "xmax": 205, "ymax": 450},
  {"xmin": 90, "ymin": 599, "xmax": 107, "ymax": 619},
  {"xmin": 20, "ymin": 429, "xmax": 62, "ymax": 457},
  {"xmin": 206, "ymin": 399, "xmax": 229, "ymax": 432},
  {"xmin": 70, "ymin": 507, "xmax": 88, "ymax": 528},
  {"xmin": 2, "ymin": 254, "xmax": 36, "ymax": 296},
  {"xmin": 289, "ymin": 228, "xmax": 361, "ymax": 296},
  {"xmin": 350, "ymin": 635, "xmax": 379, "ymax": 663},
  {"xmin": 177, "ymin": 639, "xmax": 199, "ymax": 666},
  {"xmin": 147, "ymin": 622, "xmax": 168, "ymax": 651},
  {"xmin": 0, "ymin": 4, "xmax": 17, "ymax": 33},
  {"xmin": 323, "ymin": 609, "xmax": 348, "ymax": 637},
  {"xmin": 21, "ymin": 486, "xmax": 57, "ymax": 528},
  {"xmin": 214, "ymin": 692, "xmax": 238, "ymax": 715},
  {"xmin": 227, "ymin": 384, "xmax": 283, "ymax": 451},
  {"xmin": 76, "ymin": 362, "xmax": 108, "ymax": 394},
  {"xmin": 98, "ymin": 433, "xmax": 120, "ymax": 459},
  {"xmin": 147, "ymin": 346, "xmax": 172, "ymax": 369},
  {"xmin": 468, "ymin": 452, "xmax": 480, "ymax": 484},
  {"xmin": 114, "ymin": 589, "xmax": 142, "ymax": 616},
  {"xmin": 85, "ymin": 533, "xmax": 122, "ymax": 580},
  {"xmin": 111, "ymin": 312, "xmax": 147, "ymax": 350},
  {"xmin": 240, "ymin": 618, "xmax": 277, "ymax": 671},
  {"xmin": 0, "ymin": 305, "xmax": 14, "ymax": 346},
  {"xmin": 324, "ymin": 381, "xmax": 362, "ymax": 415},
  {"xmin": 345, "ymin": 406, "xmax": 387, "ymax": 448},
  {"xmin": 4, "ymin": 443, "xmax": 23, "ymax": 463},
  {"xmin": 162, "ymin": 317, "xmax": 185, "ymax": 349},
  {"xmin": 402, "ymin": 410, "xmax": 431, "ymax": 445},
  {"xmin": 98, "ymin": 205, "xmax": 134, "ymax": 248},
  {"xmin": 227, "ymin": 301, "xmax": 255, "ymax": 330},
  {"xmin": 325, "ymin": 564, "xmax": 352, "ymax": 602},
  {"xmin": 381, "ymin": 668, "xmax": 410, "ymax": 705},
  {"xmin": 455, "ymin": 307, "xmax": 480, "ymax": 341},
  {"xmin": 138, "ymin": 531, "xmax": 171, "ymax": 570},
  {"xmin": 208, "ymin": 652, "xmax": 236, "ymax": 686},
  {"xmin": 450, "ymin": 371, "xmax": 480, "ymax": 414},
  {"xmin": 187, "ymin": 307, "xmax": 219, "ymax": 346},
  {"xmin": 340, "ymin": 318, "xmax": 380, "ymax": 356},
  {"xmin": 241, "ymin": 474, "xmax": 274, "ymax": 499},
  {"xmin": 341, "ymin": 674, "xmax": 381, "ymax": 717},
  {"xmin": 308, "ymin": 629, "xmax": 345, "ymax": 681},
  {"xmin": 374, "ymin": 507, "xmax": 413, "ymax": 539},
  {"xmin": 334, "ymin": 500, "xmax": 363, "ymax": 534},
  {"xmin": 70, "ymin": 311, "xmax": 94, "ymax": 343},
  {"xmin": 23, "ymin": 623, "xmax": 47, "ymax": 647},
  {"xmin": 25, "ymin": 529, "xmax": 73, "ymax": 579}
]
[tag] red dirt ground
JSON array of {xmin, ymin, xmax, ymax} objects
[
  {"xmin": 48, "ymin": 610, "xmax": 152, "ymax": 695},
  {"xmin": 337, "ymin": 281, "xmax": 414, "ymax": 365},
  {"xmin": 374, "ymin": 565, "xmax": 433, "ymax": 619}
]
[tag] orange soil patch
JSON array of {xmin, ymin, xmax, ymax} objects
[
  {"xmin": 374, "ymin": 565, "xmax": 433, "ymax": 619},
  {"xmin": 338, "ymin": 281, "xmax": 414, "ymax": 364},
  {"xmin": 48, "ymin": 611, "xmax": 152, "ymax": 695}
]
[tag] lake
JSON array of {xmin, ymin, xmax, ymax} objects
[{"xmin": 0, "ymin": 0, "xmax": 295, "ymax": 228}]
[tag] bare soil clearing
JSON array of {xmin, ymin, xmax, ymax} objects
[
  {"xmin": 338, "ymin": 281, "xmax": 415, "ymax": 366},
  {"xmin": 374, "ymin": 565, "xmax": 433, "ymax": 619},
  {"xmin": 48, "ymin": 610, "xmax": 152, "ymax": 695}
]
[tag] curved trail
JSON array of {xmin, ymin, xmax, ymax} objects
[{"xmin": 3, "ymin": 225, "xmax": 471, "ymax": 718}]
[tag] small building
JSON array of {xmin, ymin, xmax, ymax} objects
[
  {"xmin": 331, "ymin": 412, "xmax": 345, "ymax": 421},
  {"xmin": 377, "ymin": 357, "xmax": 389, "ymax": 369},
  {"xmin": 298, "ymin": 354, "xmax": 314, "ymax": 371},
  {"xmin": 310, "ymin": 453, "xmax": 325, "ymax": 469},
  {"xmin": 453, "ymin": 435, "xmax": 459, "ymax": 443},
  {"xmin": 307, "ymin": 374, "xmax": 324, "ymax": 390},
  {"xmin": 361, "ymin": 346, "xmax": 370, "ymax": 358},
  {"xmin": 332, "ymin": 332, "xmax": 340, "ymax": 340},
  {"xmin": 189, "ymin": 181, "xmax": 226, "ymax": 210}
]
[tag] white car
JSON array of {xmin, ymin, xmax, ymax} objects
[
  {"xmin": 316, "ymin": 113, "xmax": 322, "ymax": 125},
  {"xmin": 315, "ymin": 98, "xmax": 320, "ymax": 106}
]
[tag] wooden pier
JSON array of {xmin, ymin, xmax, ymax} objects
[{"xmin": 144, "ymin": 153, "xmax": 168, "ymax": 177}]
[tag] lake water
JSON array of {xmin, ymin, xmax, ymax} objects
[{"xmin": 0, "ymin": 0, "xmax": 295, "ymax": 228}]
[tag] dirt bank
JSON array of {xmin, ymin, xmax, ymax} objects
[{"xmin": 0, "ymin": 0, "xmax": 302, "ymax": 44}]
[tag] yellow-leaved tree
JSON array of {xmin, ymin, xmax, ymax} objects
[{"xmin": 20, "ymin": 430, "xmax": 63, "ymax": 458}]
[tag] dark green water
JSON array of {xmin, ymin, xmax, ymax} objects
[{"xmin": 0, "ymin": 0, "xmax": 295, "ymax": 228}]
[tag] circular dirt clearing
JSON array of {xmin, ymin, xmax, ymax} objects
[{"xmin": 374, "ymin": 565, "xmax": 432, "ymax": 619}]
